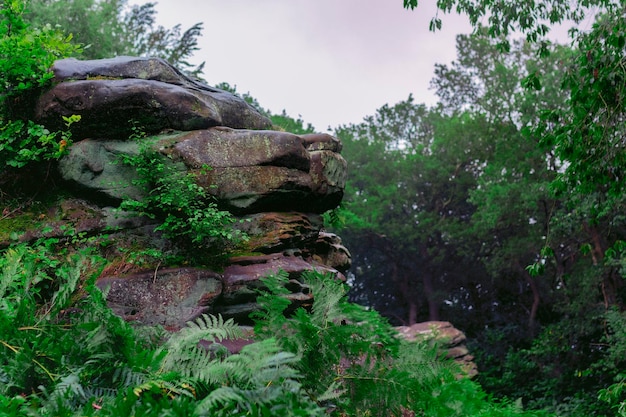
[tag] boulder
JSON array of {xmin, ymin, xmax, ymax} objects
[
  {"xmin": 2, "ymin": 56, "xmax": 350, "ymax": 330},
  {"xmin": 312, "ymin": 232, "xmax": 352, "ymax": 273},
  {"xmin": 97, "ymin": 268, "xmax": 223, "ymax": 330},
  {"xmin": 216, "ymin": 252, "xmax": 345, "ymax": 323},
  {"xmin": 235, "ymin": 212, "xmax": 323, "ymax": 254},
  {"xmin": 35, "ymin": 56, "xmax": 271, "ymax": 137},
  {"xmin": 396, "ymin": 321, "xmax": 478, "ymax": 378}
]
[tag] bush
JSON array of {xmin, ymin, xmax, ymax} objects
[{"xmin": 0, "ymin": 0, "xmax": 80, "ymax": 169}]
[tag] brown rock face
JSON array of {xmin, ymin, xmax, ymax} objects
[
  {"xmin": 168, "ymin": 127, "xmax": 311, "ymax": 171},
  {"xmin": 235, "ymin": 212, "xmax": 322, "ymax": 254},
  {"xmin": 58, "ymin": 127, "xmax": 346, "ymax": 213},
  {"xmin": 98, "ymin": 268, "xmax": 223, "ymax": 330},
  {"xmin": 9, "ymin": 56, "xmax": 351, "ymax": 327}
]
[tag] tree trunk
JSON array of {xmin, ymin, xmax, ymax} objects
[
  {"xmin": 422, "ymin": 271, "xmax": 440, "ymax": 321},
  {"xmin": 516, "ymin": 260, "xmax": 540, "ymax": 337},
  {"xmin": 526, "ymin": 274, "xmax": 540, "ymax": 337},
  {"xmin": 583, "ymin": 222, "xmax": 618, "ymax": 308},
  {"xmin": 408, "ymin": 301, "xmax": 418, "ymax": 325}
]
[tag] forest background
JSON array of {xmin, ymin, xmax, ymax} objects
[{"xmin": 1, "ymin": 0, "xmax": 625, "ymax": 416}]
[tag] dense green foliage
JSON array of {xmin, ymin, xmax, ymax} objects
[
  {"xmin": 2, "ymin": 0, "xmax": 625, "ymax": 415},
  {"xmin": 0, "ymin": 0, "xmax": 79, "ymax": 170},
  {"xmin": 324, "ymin": 1, "xmax": 626, "ymax": 415},
  {"xmin": 337, "ymin": 29, "xmax": 626, "ymax": 413},
  {"xmin": 0, "ymin": 242, "xmax": 546, "ymax": 416}
]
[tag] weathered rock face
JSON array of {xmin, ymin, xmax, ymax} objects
[
  {"xmin": 100, "ymin": 268, "xmax": 223, "ymax": 329},
  {"xmin": 3, "ymin": 57, "xmax": 473, "ymax": 364},
  {"xmin": 57, "ymin": 127, "xmax": 346, "ymax": 213},
  {"xmin": 35, "ymin": 56, "xmax": 272, "ymax": 136}
]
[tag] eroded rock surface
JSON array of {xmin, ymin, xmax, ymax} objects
[
  {"xmin": 58, "ymin": 127, "xmax": 346, "ymax": 213},
  {"xmin": 4, "ymin": 57, "xmax": 475, "ymax": 369},
  {"xmin": 35, "ymin": 56, "xmax": 272, "ymax": 136},
  {"xmin": 98, "ymin": 268, "xmax": 223, "ymax": 330}
]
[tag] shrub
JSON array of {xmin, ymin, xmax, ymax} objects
[
  {"xmin": 0, "ymin": 0, "xmax": 80, "ymax": 169},
  {"xmin": 119, "ymin": 135, "xmax": 246, "ymax": 266}
]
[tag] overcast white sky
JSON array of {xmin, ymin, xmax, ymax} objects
[{"xmin": 136, "ymin": 1, "xmax": 473, "ymax": 130}]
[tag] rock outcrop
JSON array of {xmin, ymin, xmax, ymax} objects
[
  {"xmin": 3, "ymin": 56, "xmax": 350, "ymax": 329},
  {"xmin": 35, "ymin": 56, "xmax": 272, "ymax": 136},
  {"xmin": 3, "ymin": 57, "xmax": 474, "ymax": 369}
]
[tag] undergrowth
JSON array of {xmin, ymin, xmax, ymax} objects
[
  {"xmin": 0, "ymin": 241, "xmax": 550, "ymax": 416},
  {"xmin": 1, "ymin": 0, "xmax": 80, "ymax": 170}
]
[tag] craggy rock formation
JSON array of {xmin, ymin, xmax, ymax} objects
[
  {"xmin": 397, "ymin": 321, "xmax": 478, "ymax": 378},
  {"xmin": 3, "ymin": 57, "xmax": 474, "ymax": 367},
  {"xmin": 3, "ymin": 56, "xmax": 350, "ymax": 329}
]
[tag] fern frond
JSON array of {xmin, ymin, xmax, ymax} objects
[
  {"xmin": 195, "ymin": 386, "xmax": 245, "ymax": 413},
  {"xmin": 167, "ymin": 314, "xmax": 243, "ymax": 351},
  {"xmin": 198, "ymin": 338, "xmax": 293, "ymax": 386},
  {"xmin": 114, "ymin": 365, "xmax": 150, "ymax": 389},
  {"xmin": 0, "ymin": 248, "xmax": 23, "ymax": 299},
  {"xmin": 159, "ymin": 314, "xmax": 243, "ymax": 381},
  {"xmin": 39, "ymin": 372, "xmax": 89, "ymax": 414},
  {"xmin": 194, "ymin": 338, "xmax": 320, "ymax": 416},
  {"xmin": 306, "ymin": 272, "xmax": 345, "ymax": 327},
  {"xmin": 45, "ymin": 257, "xmax": 83, "ymax": 319},
  {"xmin": 51, "ymin": 372, "xmax": 87, "ymax": 401},
  {"xmin": 132, "ymin": 378, "xmax": 195, "ymax": 399},
  {"xmin": 168, "ymin": 345, "xmax": 214, "ymax": 380},
  {"xmin": 252, "ymin": 270, "xmax": 291, "ymax": 338},
  {"xmin": 315, "ymin": 380, "xmax": 346, "ymax": 403}
]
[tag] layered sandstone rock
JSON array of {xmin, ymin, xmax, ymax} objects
[{"xmin": 5, "ymin": 56, "xmax": 351, "ymax": 329}]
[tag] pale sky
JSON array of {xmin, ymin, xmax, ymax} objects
[{"xmin": 136, "ymin": 1, "xmax": 474, "ymax": 130}]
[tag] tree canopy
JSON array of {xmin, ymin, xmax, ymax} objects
[
  {"xmin": 337, "ymin": 5, "xmax": 626, "ymax": 411},
  {"xmin": 25, "ymin": 0, "xmax": 204, "ymax": 73}
]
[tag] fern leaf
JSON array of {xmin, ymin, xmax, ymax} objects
[
  {"xmin": 114, "ymin": 365, "xmax": 149, "ymax": 388},
  {"xmin": 167, "ymin": 314, "xmax": 243, "ymax": 351},
  {"xmin": 0, "ymin": 248, "xmax": 23, "ymax": 299},
  {"xmin": 195, "ymin": 386, "xmax": 245, "ymax": 413},
  {"xmin": 315, "ymin": 380, "xmax": 346, "ymax": 403},
  {"xmin": 46, "ymin": 257, "xmax": 83, "ymax": 318},
  {"xmin": 160, "ymin": 314, "xmax": 243, "ymax": 379}
]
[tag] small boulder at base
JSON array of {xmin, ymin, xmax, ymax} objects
[
  {"xmin": 396, "ymin": 321, "xmax": 478, "ymax": 378},
  {"xmin": 97, "ymin": 268, "xmax": 223, "ymax": 331}
]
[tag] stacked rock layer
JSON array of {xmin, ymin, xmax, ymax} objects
[{"xmin": 25, "ymin": 56, "xmax": 351, "ymax": 329}]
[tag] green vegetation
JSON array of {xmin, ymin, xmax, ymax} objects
[
  {"xmin": 0, "ymin": 243, "xmax": 545, "ymax": 416},
  {"xmin": 118, "ymin": 134, "xmax": 246, "ymax": 267},
  {"xmin": 1, "ymin": 0, "xmax": 625, "ymax": 415},
  {"xmin": 328, "ymin": 1, "xmax": 626, "ymax": 415},
  {"xmin": 24, "ymin": 0, "xmax": 204, "ymax": 74},
  {"xmin": 0, "ymin": 0, "xmax": 80, "ymax": 170}
]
